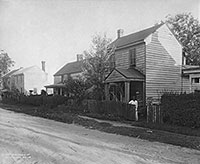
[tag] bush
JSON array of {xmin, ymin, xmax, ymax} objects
[
  {"xmin": 161, "ymin": 92, "xmax": 200, "ymax": 128},
  {"xmin": 2, "ymin": 92, "xmax": 69, "ymax": 108}
]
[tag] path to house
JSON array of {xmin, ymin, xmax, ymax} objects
[{"xmin": 0, "ymin": 108, "xmax": 200, "ymax": 164}]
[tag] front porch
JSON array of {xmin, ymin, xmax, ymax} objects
[
  {"xmin": 45, "ymin": 83, "xmax": 66, "ymax": 96},
  {"xmin": 104, "ymin": 68, "xmax": 145, "ymax": 106}
]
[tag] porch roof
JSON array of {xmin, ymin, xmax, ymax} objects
[
  {"xmin": 182, "ymin": 65, "xmax": 200, "ymax": 75},
  {"xmin": 105, "ymin": 68, "xmax": 144, "ymax": 83},
  {"xmin": 45, "ymin": 83, "xmax": 66, "ymax": 88}
]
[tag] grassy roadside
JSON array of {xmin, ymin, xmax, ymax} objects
[
  {"xmin": 0, "ymin": 102, "xmax": 200, "ymax": 151},
  {"xmin": 85, "ymin": 112, "xmax": 200, "ymax": 137}
]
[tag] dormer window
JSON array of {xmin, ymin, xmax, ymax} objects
[{"xmin": 130, "ymin": 48, "xmax": 136, "ymax": 67}]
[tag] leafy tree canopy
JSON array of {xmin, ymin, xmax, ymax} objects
[
  {"xmin": 166, "ymin": 13, "xmax": 200, "ymax": 65},
  {"xmin": 83, "ymin": 33, "xmax": 112, "ymax": 100},
  {"xmin": 0, "ymin": 51, "xmax": 14, "ymax": 85},
  {"xmin": 64, "ymin": 76, "xmax": 89, "ymax": 103},
  {"xmin": 0, "ymin": 51, "xmax": 14, "ymax": 75}
]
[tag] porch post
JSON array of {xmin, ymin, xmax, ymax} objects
[
  {"xmin": 105, "ymin": 83, "xmax": 109, "ymax": 100},
  {"xmin": 189, "ymin": 75, "xmax": 192, "ymax": 93},
  {"xmin": 60, "ymin": 88, "xmax": 62, "ymax": 96},
  {"xmin": 125, "ymin": 81, "xmax": 130, "ymax": 103},
  {"xmin": 143, "ymin": 81, "xmax": 146, "ymax": 107}
]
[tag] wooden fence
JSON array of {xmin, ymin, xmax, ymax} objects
[
  {"xmin": 86, "ymin": 99, "xmax": 163, "ymax": 123},
  {"xmin": 146, "ymin": 99, "xmax": 162, "ymax": 124},
  {"xmin": 86, "ymin": 100, "xmax": 136, "ymax": 121}
]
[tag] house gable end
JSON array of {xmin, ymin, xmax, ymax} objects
[
  {"xmin": 157, "ymin": 24, "xmax": 182, "ymax": 65},
  {"xmin": 105, "ymin": 69, "xmax": 127, "ymax": 83}
]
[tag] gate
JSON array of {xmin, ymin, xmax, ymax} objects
[{"xmin": 147, "ymin": 98, "xmax": 162, "ymax": 123}]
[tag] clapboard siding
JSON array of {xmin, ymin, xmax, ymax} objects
[
  {"xmin": 182, "ymin": 76, "xmax": 190, "ymax": 93},
  {"xmin": 136, "ymin": 44, "xmax": 146, "ymax": 74},
  {"xmin": 115, "ymin": 43, "xmax": 145, "ymax": 74},
  {"xmin": 158, "ymin": 25, "xmax": 182, "ymax": 65},
  {"xmin": 115, "ymin": 50, "xmax": 129, "ymax": 69},
  {"xmin": 105, "ymin": 70, "xmax": 126, "ymax": 82},
  {"xmin": 191, "ymin": 84, "xmax": 200, "ymax": 92},
  {"xmin": 146, "ymin": 30, "xmax": 183, "ymax": 98}
]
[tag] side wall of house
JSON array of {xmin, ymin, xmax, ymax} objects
[
  {"xmin": 115, "ymin": 43, "xmax": 146, "ymax": 74},
  {"xmin": 24, "ymin": 67, "xmax": 48, "ymax": 94},
  {"xmin": 145, "ymin": 25, "xmax": 188, "ymax": 99},
  {"xmin": 13, "ymin": 74, "xmax": 24, "ymax": 93},
  {"xmin": 54, "ymin": 76, "xmax": 61, "ymax": 84},
  {"xmin": 189, "ymin": 73, "xmax": 200, "ymax": 92},
  {"xmin": 182, "ymin": 76, "xmax": 190, "ymax": 93}
]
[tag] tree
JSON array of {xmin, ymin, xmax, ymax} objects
[
  {"xmin": 166, "ymin": 13, "xmax": 200, "ymax": 65},
  {"xmin": 83, "ymin": 33, "xmax": 113, "ymax": 100},
  {"xmin": 0, "ymin": 50, "xmax": 14, "ymax": 86},
  {"xmin": 64, "ymin": 76, "xmax": 89, "ymax": 104}
]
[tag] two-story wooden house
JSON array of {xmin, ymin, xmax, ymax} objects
[
  {"xmin": 2, "ymin": 61, "xmax": 48, "ymax": 95},
  {"xmin": 45, "ymin": 54, "xmax": 84, "ymax": 95},
  {"xmin": 105, "ymin": 23, "xmax": 192, "ymax": 105}
]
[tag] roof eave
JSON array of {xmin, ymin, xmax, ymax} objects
[{"xmin": 116, "ymin": 40, "xmax": 145, "ymax": 50}]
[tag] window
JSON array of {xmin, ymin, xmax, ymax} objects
[
  {"xmin": 129, "ymin": 48, "xmax": 136, "ymax": 67},
  {"xmin": 61, "ymin": 75, "xmax": 64, "ymax": 82},
  {"xmin": 192, "ymin": 78, "xmax": 200, "ymax": 83},
  {"xmin": 15, "ymin": 76, "xmax": 18, "ymax": 84},
  {"xmin": 110, "ymin": 54, "xmax": 115, "ymax": 69}
]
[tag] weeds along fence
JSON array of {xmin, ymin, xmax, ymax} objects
[
  {"xmin": 1, "ymin": 93, "xmax": 68, "ymax": 108},
  {"xmin": 161, "ymin": 92, "xmax": 200, "ymax": 128},
  {"xmin": 86, "ymin": 100, "xmax": 136, "ymax": 121},
  {"xmin": 146, "ymin": 92, "xmax": 200, "ymax": 127}
]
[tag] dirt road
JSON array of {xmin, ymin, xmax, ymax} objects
[{"xmin": 0, "ymin": 108, "xmax": 199, "ymax": 164}]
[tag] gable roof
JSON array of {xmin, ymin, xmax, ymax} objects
[
  {"xmin": 105, "ymin": 68, "xmax": 144, "ymax": 83},
  {"xmin": 109, "ymin": 23, "xmax": 164, "ymax": 49},
  {"xmin": 12, "ymin": 66, "xmax": 43, "ymax": 75},
  {"xmin": 117, "ymin": 68, "xmax": 145, "ymax": 79},
  {"xmin": 54, "ymin": 60, "xmax": 83, "ymax": 76},
  {"xmin": 2, "ymin": 68, "xmax": 21, "ymax": 78}
]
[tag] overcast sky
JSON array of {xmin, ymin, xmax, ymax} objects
[{"xmin": 0, "ymin": 0, "xmax": 199, "ymax": 83}]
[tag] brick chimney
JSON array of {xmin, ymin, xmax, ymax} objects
[
  {"xmin": 117, "ymin": 29, "xmax": 124, "ymax": 38},
  {"xmin": 77, "ymin": 54, "xmax": 83, "ymax": 61},
  {"xmin": 41, "ymin": 61, "xmax": 45, "ymax": 72}
]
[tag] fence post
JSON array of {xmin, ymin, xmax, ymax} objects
[{"xmin": 146, "ymin": 99, "xmax": 151, "ymax": 123}]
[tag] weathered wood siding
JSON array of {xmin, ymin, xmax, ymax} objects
[
  {"xmin": 54, "ymin": 76, "xmax": 61, "ymax": 84},
  {"xmin": 13, "ymin": 74, "xmax": 24, "ymax": 93},
  {"xmin": 115, "ymin": 43, "xmax": 145, "ymax": 74},
  {"xmin": 105, "ymin": 70, "xmax": 126, "ymax": 83},
  {"xmin": 145, "ymin": 26, "xmax": 184, "ymax": 98},
  {"xmin": 189, "ymin": 74, "xmax": 200, "ymax": 92},
  {"xmin": 182, "ymin": 76, "xmax": 190, "ymax": 93}
]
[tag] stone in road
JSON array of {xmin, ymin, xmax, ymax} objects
[{"xmin": 0, "ymin": 108, "xmax": 199, "ymax": 164}]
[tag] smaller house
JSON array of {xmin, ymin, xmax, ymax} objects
[
  {"xmin": 45, "ymin": 54, "xmax": 84, "ymax": 95},
  {"xmin": 182, "ymin": 65, "xmax": 200, "ymax": 93},
  {"xmin": 2, "ymin": 61, "xmax": 48, "ymax": 95}
]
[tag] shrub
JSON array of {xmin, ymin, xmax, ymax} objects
[
  {"xmin": 2, "ymin": 92, "xmax": 68, "ymax": 108},
  {"xmin": 161, "ymin": 92, "xmax": 200, "ymax": 128},
  {"xmin": 86, "ymin": 100, "xmax": 136, "ymax": 121}
]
